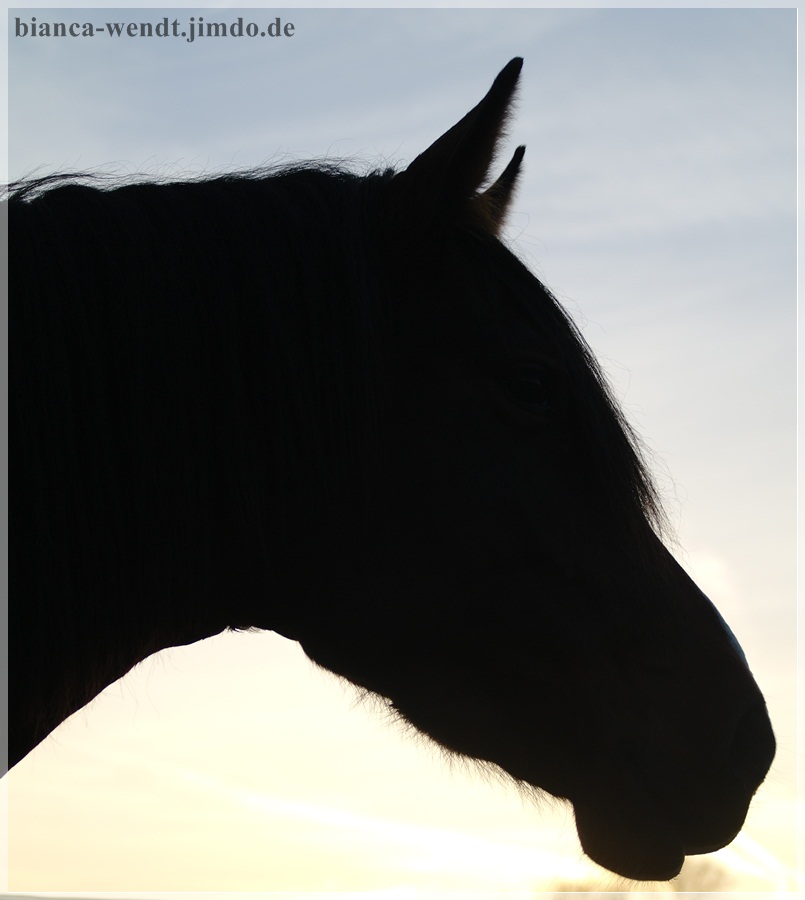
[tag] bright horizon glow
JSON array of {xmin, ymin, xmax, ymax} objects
[
  {"xmin": 5, "ymin": 629, "xmax": 798, "ymax": 892},
  {"xmin": 5, "ymin": 4, "xmax": 796, "ymax": 894}
]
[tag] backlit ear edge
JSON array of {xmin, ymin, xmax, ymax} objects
[{"xmin": 473, "ymin": 144, "xmax": 526, "ymax": 235}]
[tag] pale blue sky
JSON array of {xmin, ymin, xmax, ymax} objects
[{"xmin": 6, "ymin": 5, "xmax": 798, "ymax": 892}]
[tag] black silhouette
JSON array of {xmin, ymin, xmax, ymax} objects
[{"xmin": 8, "ymin": 59, "xmax": 774, "ymax": 881}]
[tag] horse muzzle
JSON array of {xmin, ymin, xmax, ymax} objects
[{"xmin": 572, "ymin": 698, "xmax": 775, "ymax": 881}]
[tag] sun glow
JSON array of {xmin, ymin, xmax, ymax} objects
[{"xmin": 181, "ymin": 767, "xmax": 594, "ymax": 889}]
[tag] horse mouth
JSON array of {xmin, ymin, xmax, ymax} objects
[
  {"xmin": 571, "ymin": 763, "xmax": 757, "ymax": 879},
  {"xmin": 568, "ymin": 698, "xmax": 776, "ymax": 881},
  {"xmin": 571, "ymin": 784, "xmax": 743, "ymax": 882}
]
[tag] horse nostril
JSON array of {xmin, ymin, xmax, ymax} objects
[{"xmin": 729, "ymin": 703, "xmax": 776, "ymax": 793}]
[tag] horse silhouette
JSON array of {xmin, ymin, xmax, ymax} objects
[{"xmin": 8, "ymin": 58, "xmax": 774, "ymax": 881}]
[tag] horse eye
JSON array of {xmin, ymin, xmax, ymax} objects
[{"xmin": 508, "ymin": 369, "xmax": 551, "ymax": 409}]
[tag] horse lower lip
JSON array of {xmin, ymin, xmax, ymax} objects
[
  {"xmin": 571, "ymin": 740, "xmax": 765, "ymax": 880},
  {"xmin": 569, "ymin": 753, "xmax": 743, "ymax": 881},
  {"xmin": 574, "ymin": 816, "xmax": 684, "ymax": 881},
  {"xmin": 572, "ymin": 789, "xmax": 685, "ymax": 881}
]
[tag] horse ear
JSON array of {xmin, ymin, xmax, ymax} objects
[
  {"xmin": 396, "ymin": 58, "xmax": 525, "ymax": 233},
  {"xmin": 473, "ymin": 144, "xmax": 525, "ymax": 235}
]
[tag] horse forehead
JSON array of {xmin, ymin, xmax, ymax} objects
[{"xmin": 449, "ymin": 258, "xmax": 558, "ymax": 352}]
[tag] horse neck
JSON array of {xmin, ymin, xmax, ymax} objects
[{"xmin": 10, "ymin": 180, "xmax": 333, "ymax": 767}]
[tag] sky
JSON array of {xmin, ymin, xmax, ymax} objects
[{"xmin": 3, "ymin": 3, "xmax": 798, "ymax": 895}]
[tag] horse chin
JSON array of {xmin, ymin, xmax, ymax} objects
[
  {"xmin": 489, "ymin": 750, "xmax": 687, "ymax": 880},
  {"xmin": 568, "ymin": 758, "xmax": 749, "ymax": 882},
  {"xmin": 572, "ymin": 792, "xmax": 685, "ymax": 882},
  {"xmin": 564, "ymin": 752, "xmax": 691, "ymax": 881}
]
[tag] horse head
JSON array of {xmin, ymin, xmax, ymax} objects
[{"xmin": 298, "ymin": 59, "xmax": 775, "ymax": 881}]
